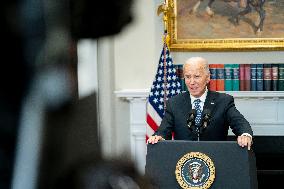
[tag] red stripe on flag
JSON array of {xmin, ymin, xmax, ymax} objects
[{"xmin": 146, "ymin": 113, "xmax": 159, "ymax": 132}]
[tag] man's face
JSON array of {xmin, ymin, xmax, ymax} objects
[{"xmin": 184, "ymin": 62, "xmax": 210, "ymax": 98}]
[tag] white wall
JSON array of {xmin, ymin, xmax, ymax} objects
[
  {"xmin": 114, "ymin": 0, "xmax": 157, "ymax": 90},
  {"xmin": 95, "ymin": 0, "xmax": 158, "ymax": 157},
  {"xmin": 172, "ymin": 51, "xmax": 284, "ymax": 65}
]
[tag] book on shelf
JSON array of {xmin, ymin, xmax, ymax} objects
[
  {"xmin": 244, "ymin": 64, "xmax": 251, "ymax": 91},
  {"xmin": 209, "ymin": 64, "xmax": 217, "ymax": 91},
  {"xmin": 263, "ymin": 64, "xmax": 272, "ymax": 91},
  {"xmin": 272, "ymin": 64, "xmax": 279, "ymax": 91},
  {"xmin": 279, "ymin": 64, "xmax": 284, "ymax": 91},
  {"xmin": 256, "ymin": 64, "xmax": 264, "ymax": 91},
  {"xmin": 175, "ymin": 64, "xmax": 187, "ymax": 92},
  {"xmin": 216, "ymin": 64, "xmax": 224, "ymax": 91},
  {"xmin": 232, "ymin": 64, "xmax": 240, "ymax": 91},
  {"xmin": 239, "ymin": 64, "xmax": 251, "ymax": 91},
  {"xmin": 224, "ymin": 64, "xmax": 233, "ymax": 91},
  {"xmin": 250, "ymin": 64, "xmax": 257, "ymax": 91},
  {"xmin": 239, "ymin": 64, "xmax": 245, "ymax": 91}
]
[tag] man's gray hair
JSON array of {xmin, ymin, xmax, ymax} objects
[{"xmin": 184, "ymin": 57, "xmax": 210, "ymax": 74}]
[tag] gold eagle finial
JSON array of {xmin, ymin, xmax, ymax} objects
[
  {"xmin": 157, "ymin": 3, "xmax": 167, "ymax": 16},
  {"xmin": 157, "ymin": 0, "xmax": 173, "ymax": 30},
  {"xmin": 157, "ymin": 0, "xmax": 174, "ymax": 47}
]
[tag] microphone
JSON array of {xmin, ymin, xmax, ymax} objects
[
  {"xmin": 201, "ymin": 109, "xmax": 211, "ymax": 131},
  {"xmin": 187, "ymin": 109, "xmax": 197, "ymax": 130}
]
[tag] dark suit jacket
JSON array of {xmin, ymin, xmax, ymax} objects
[{"xmin": 155, "ymin": 91, "xmax": 253, "ymax": 141}]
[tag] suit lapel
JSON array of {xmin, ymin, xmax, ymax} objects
[
  {"xmin": 204, "ymin": 91, "xmax": 217, "ymax": 115},
  {"xmin": 183, "ymin": 92, "xmax": 192, "ymax": 113}
]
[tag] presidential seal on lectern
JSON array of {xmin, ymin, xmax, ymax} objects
[{"xmin": 175, "ymin": 152, "xmax": 215, "ymax": 189}]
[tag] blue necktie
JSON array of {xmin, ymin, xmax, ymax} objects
[{"xmin": 194, "ymin": 99, "xmax": 202, "ymax": 126}]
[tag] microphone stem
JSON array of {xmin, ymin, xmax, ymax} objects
[{"xmin": 197, "ymin": 127, "xmax": 200, "ymax": 141}]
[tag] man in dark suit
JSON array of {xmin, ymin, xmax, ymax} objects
[{"xmin": 147, "ymin": 57, "xmax": 253, "ymax": 150}]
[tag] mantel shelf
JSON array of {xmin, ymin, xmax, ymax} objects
[
  {"xmin": 220, "ymin": 91, "xmax": 284, "ymax": 99},
  {"xmin": 115, "ymin": 89, "xmax": 284, "ymax": 100}
]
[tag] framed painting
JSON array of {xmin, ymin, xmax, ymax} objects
[{"xmin": 164, "ymin": 0, "xmax": 284, "ymax": 51}]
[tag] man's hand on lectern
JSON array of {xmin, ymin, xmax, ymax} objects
[
  {"xmin": 147, "ymin": 135, "xmax": 164, "ymax": 144},
  {"xmin": 237, "ymin": 135, "xmax": 252, "ymax": 150}
]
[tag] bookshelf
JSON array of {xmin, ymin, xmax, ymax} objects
[{"xmin": 175, "ymin": 63, "xmax": 284, "ymax": 92}]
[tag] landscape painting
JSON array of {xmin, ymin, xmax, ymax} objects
[{"xmin": 168, "ymin": 0, "xmax": 284, "ymax": 51}]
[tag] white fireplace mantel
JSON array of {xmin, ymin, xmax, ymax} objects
[
  {"xmin": 115, "ymin": 89, "xmax": 284, "ymax": 173},
  {"xmin": 116, "ymin": 89, "xmax": 284, "ymax": 99}
]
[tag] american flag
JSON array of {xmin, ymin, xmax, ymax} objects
[{"xmin": 146, "ymin": 42, "xmax": 182, "ymax": 140}]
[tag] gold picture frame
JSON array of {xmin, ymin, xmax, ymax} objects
[{"xmin": 164, "ymin": 0, "xmax": 284, "ymax": 51}]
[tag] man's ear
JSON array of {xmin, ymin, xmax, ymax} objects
[{"xmin": 206, "ymin": 74, "xmax": 210, "ymax": 84}]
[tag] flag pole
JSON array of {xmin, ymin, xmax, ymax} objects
[{"xmin": 162, "ymin": 36, "xmax": 168, "ymax": 113}]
